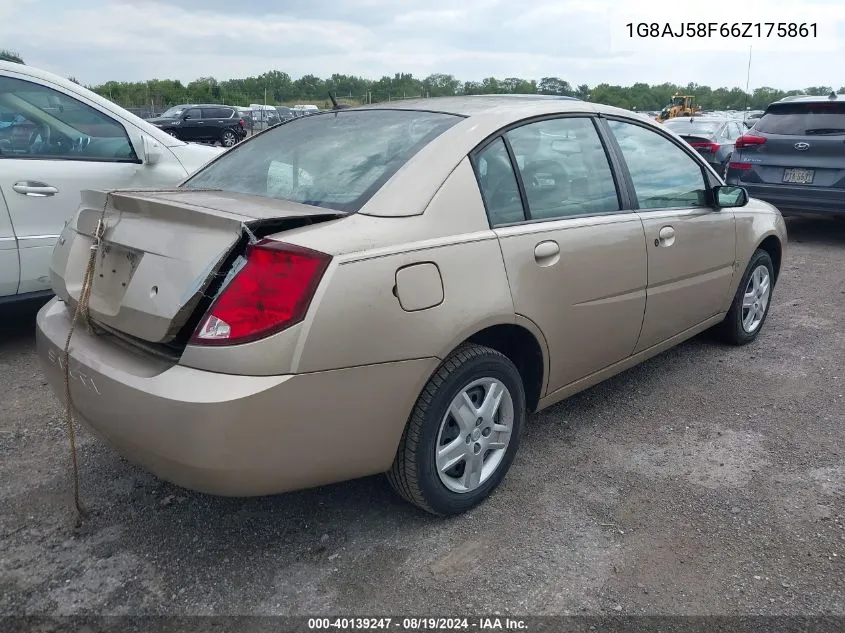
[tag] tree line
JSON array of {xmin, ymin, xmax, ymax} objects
[
  {"xmin": 4, "ymin": 50, "xmax": 843, "ymax": 111},
  {"xmin": 80, "ymin": 73, "xmax": 845, "ymax": 112},
  {"xmin": 0, "ymin": 49, "xmax": 24, "ymax": 64}
]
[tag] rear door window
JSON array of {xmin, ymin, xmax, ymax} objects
[
  {"xmin": 183, "ymin": 109, "xmax": 462, "ymax": 213},
  {"xmin": 505, "ymin": 117, "xmax": 620, "ymax": 220},
  {"xmin": 474, "ymin": 137, "xmax": 525, "ymax": 226},
  {"xmin": 755, "ymin": 102, "xmax": 845, "ymax": 135}
]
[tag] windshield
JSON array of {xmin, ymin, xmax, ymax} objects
[
  {"xmin": 755, "ymin": 102, "xmax": 845, "ymax": 135},
  {"xmin": 664, "ymin": 120, "xmax": 722, "ymax": 135},
  {"xmin": 183, "ymin": 109, "xmax": 462, "ymax": 213},
  {"xmin": 160, "ymin": 106, "xmax": 186, "ymax": 118}
]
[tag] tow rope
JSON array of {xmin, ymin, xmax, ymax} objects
[
  {"xmin": 61, "ymin": 203, "xmax": 107, "ymax": 524},
  {"xmin": 58, "ymin": 187, "xmax": 225, "ymax": 523}
]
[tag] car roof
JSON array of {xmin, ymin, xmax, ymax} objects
[
  {"xmin": 774, "ymin": 93, "xmax": 844, "ymax": 104},
  {"xmin": 168, "ymin": 103, "xmax": 230, "ymax": 109},
  {"xmin": 349, "ymin": 95, "xmax": 608, "ymax": 120}
]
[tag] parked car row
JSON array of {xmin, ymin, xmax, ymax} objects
[
  {"xmin": 0, "ymin": 61, "xmax": 223, "ymax": 304},
  {"xmin": 36, "ymin": 95, "xmax": 787, "ymax": 516},
  {"xmin": 138, "ymin": 102, "xmax": 324, "ymax": 145}
]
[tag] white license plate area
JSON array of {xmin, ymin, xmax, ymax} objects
[
  {"xmin": 93, "ymin": 242, "xmax": 140, "ymax": 296},
  {"xmin": 782, "ymin": 168, "xmax": 815, "ymax": 184}
]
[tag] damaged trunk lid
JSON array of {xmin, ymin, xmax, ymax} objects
[{"xmin": 51, "ymin": 188, "xmax": 346, "ymax": 345}]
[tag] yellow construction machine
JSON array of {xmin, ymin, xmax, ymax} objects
[{"xmin": 655, "ymin": 95, "xmax": 701, "ymax": 122}]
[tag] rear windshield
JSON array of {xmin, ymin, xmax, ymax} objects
[
  {"xmin": 755, "ymin": 102, "xmax": 845, "ymax": 135},
  {"xmin": 663, "ymin": 120, "xmax": 722, "ymax": 136},
  {"xmin": 183, "ymin": 109, "xmax": 461, "ymax": 212}
]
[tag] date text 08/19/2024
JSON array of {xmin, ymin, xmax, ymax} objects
[
  {"xmin": 307, "ymin": 617, "xmax": 528, "ymax": 630},
  {"xmin": 625, "ymin": 22, "xmax": 818, "ymax": 38}
]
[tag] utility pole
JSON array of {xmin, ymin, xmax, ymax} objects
[{"xmin": 743, "ymin": 45, "xmax": 752, "ymax": 119}]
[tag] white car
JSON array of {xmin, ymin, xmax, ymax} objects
[{"xmin": 0, "ymin": 61, "xmax": 223, "ymax": 304}]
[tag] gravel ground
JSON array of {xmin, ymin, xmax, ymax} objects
[{"xmin": 1, "ymin": 217, "xmax": 843, "ymax": 619}]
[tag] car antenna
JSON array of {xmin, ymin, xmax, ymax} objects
[
  {"xmin": 328, "ymin": 92, "xmax": 351, "ymax": 110},
  {"xmin": 743, "ymin": 45, "xmax": 752, "ymax": 121}
]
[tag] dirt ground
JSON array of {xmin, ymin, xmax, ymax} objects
[{"xmin": 1, "ymin": 217, "xmax": 843, "ymax": 619}]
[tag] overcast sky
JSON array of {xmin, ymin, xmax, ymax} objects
[{"xmin": 2, "ymin": 0, "xmax": 844, "ymax": 89}]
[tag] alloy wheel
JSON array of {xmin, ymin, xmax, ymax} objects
[
  {"xmin": 435, "ymin": 378, "xmax": 515, "ymax": 493},
  {"xmin": 221, "ymin": 130, "xmax": 237, "ymax": 147},
  {"xmin": 742, "ymin": 264, "xmax": 771, "ymax": 333}
]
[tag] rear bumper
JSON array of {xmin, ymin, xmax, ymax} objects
[
  {"xmin": 36, "ymin": 298, "xmax": 437, "ymax": 496},
  {"xmin": 732, "ymin": 181, "xmax": 845, "ymax": 215}
]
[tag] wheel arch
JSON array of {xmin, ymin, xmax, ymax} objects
[
  {"xmin": 757, "ymin": 234, "xmax": 783, "ymax": 282},
  {"xmin": 437, "ymin": 317, "xmax": 549, "ymax": 413}
]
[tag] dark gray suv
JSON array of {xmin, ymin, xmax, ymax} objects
[{"xmin": 726, "ymin": 92, "xmax": 845, "ymax": 217}]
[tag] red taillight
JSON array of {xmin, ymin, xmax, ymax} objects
[
  {"xmin": 728, "ymin": 162, "xmax": 753, "ymax": 170},
  {"xmin": 735, "ymin": 134, "xmax": 766, "ymax": 149},
  {"xmin": 190, "ymin": 239, "xmax": 331, "ymax": 346},
  {"xmin": 690, "ymin": 141, "xmax": 720, "ymax": 153}
]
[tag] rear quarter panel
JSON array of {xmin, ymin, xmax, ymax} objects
[
  {"xmin": 295, "ymin": 237, "xmax": 514, "ymax": 373},
  {"xmin": 294, "ymin": 157, "xmax": 515, "ymax": 373}
]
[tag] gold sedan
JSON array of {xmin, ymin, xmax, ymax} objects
[{"xmin": 37, "ymin": 96, "xmax": 787, "ymax": 515}]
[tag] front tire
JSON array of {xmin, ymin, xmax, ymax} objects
[
  {"xmin": 717, "ymin": 249, "xmax": 775, "ymax": 345},
  {"xmin": 387, "ymin": 343, "xmax": 526, "ymax": 516}
]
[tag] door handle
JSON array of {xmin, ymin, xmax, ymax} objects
[
  {"xmin": 655, "ymin": 225, "xmax": 675, "ymax": 247},
  {"xmin": 534, "ymin": 240, "xmax": 560, "ymax": 266},
  {"xmin": 12, "ymin": 181, "xmax": 58, "ymax": 197}
]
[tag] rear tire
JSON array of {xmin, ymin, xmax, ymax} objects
[
  {"xmin": 387, "ymin": 343, "xmax": 526, "ymax": 516},
  {"xmin": 716, "ymin": 249, "xmax": 775, "ymax": 345},
  {"xmin": 220, "ymin": 128, "xmax": 238, "ymax": 147}
]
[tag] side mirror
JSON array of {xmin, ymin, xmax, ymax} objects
[
  {"xmin": 142, "ymin": 134, "xmax": 164, "ymax": 165},
  {"xmin": 714, "ymin": 185, "xmax": 748, "ymax": 208}
]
